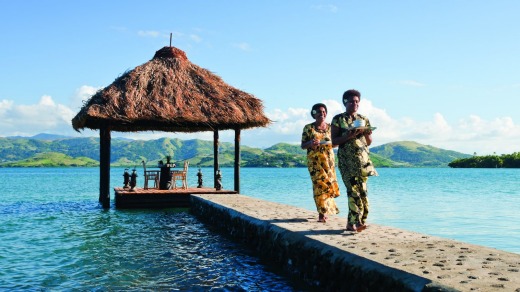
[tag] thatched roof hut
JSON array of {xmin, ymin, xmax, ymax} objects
[
  {"xmin": 72, "ymin": 46, "xmax": 271, "ymax": 208},
  {"xmin": 72, "ymin": 46, "xmax": 270, "ymax": 132}
]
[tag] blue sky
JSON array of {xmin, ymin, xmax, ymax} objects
[{"xmin": 1, "ymin": 1, "xmax": 519, "ymax": 154}]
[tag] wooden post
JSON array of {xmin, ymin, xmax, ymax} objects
[
  {"xmin": 213, "ymin": 129, "xmax": 219, "ymax": 189},
  {"xmin": 99, "ymin": 127, "xmax": 111, "ymax": 208},
  {"xmin": 234, "ymin": 128, "xmax": 241, "ymax": 193}
]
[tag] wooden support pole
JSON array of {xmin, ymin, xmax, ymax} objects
[
  {"xmin": 213, "ymin": 129, "xmax": 219, "ymax": 189},
  {"xmin": 234, "ymin": 128, "xmax": 241, "ymax": 193},
  {"xmin": 99, "ymin": 127, "xmax": 111, "ymax": 208}
]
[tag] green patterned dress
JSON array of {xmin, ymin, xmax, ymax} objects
[{"xmin": 331, "ymin": 113, "xmax": 376, "ymax": 225}]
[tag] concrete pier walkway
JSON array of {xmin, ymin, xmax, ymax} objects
[{"xmin": 191, "ymin": 194, "xmax": 520, "ymax": 291}]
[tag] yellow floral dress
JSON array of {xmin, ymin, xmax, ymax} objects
[{"xmin": 301, "ymin": 123, "xmax": 340, "ymax": 216}]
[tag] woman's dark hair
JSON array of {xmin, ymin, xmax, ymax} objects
[
  {"xmin": 342, "ymin": 89, "xmax": 361, "ymax": 105},
  {"xmin": 311, "ymin": 103, "xmax": 327, "ymax": 118}
]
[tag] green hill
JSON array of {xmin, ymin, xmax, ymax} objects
[
  {"xmin": 369, "ymin": 152, "xmax": 408, "ymax": 168},
  {"xmin": 370, "ymin": 141, "xmax": 471, "ymax": 167},
  {"xmin": 0, "ymin": 136, "xmax": 472, "ymax": 168},
  {"xmin": 264, "ymin": 143, "xmax": 303, "ymax": 155},
  {"xmin": 0, "ymin": 152, "xmax": 98, "ymax": 167}
]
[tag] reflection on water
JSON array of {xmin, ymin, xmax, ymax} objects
[
  {"xmin": 0, "ymin": 167, "xmax": 518, "ymax": 290},
  {"xmin": 0, "ymin": 201, "xmax": 299, "ymax": 290}
]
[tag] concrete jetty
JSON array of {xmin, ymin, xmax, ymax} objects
[{"xmin": 190, "ymin": 194, "xmax": 520, "ymax": 291}]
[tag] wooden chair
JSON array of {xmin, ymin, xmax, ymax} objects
[
  {"xmin": 142, "ymin": 160, "xmax": 160, "ymax": 190},
  {"xmin": 170, "ymin": 161, "xmax": 189, "ymax": 189}
]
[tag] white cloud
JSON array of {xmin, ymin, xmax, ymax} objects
[
  {"xmin": 311, "ymin": 4, "xmax": 338, "ymax": 13},
  {"xmin": 2, "ymin": 92, "xmax": 519, "ymax": 155},
  {"xmin": 0, "ymin": 95, "xmax": 76, "ymax": 137},
  {"xmin": 137, "ymin": 30, "xmax": 161, "ymax": 38},
  {"xmin": 371, "ymin": 109, "xmax": 520, "ymax": 154},
  {"xmin": 136, "ymin": 30, "xmax": 184, "ymax": 40},
  {"xmin": 0, "ymin": 99, "xmax": 14, "ymax": 116},
  {"xmin": 136, "ymin": 30, "xmax": 204, "ymax": 44},
  {"xmin": 170, "ymin": 31, "xmax": 184, "ymax": 39},
  {"xmin": 232, "ymin": 42, "xmax": 251, "ymax": 51},
  {"xmin": 398, "ymin": 80, "xmax": 426, "ymax": 87},
  {"xmin": 70, "ymin": 85, "xmax": 100, "ymax": 109},
  {"xmin": 214, "ymin": 98, "xmax": 520, "ymax": 155},
  {"xmin": 110, "ymin": 26, "xmax": 128, "ymax": 32},
  {"xmin": 190, "ymin": 34, "xmax": 202, "ymax": 43}
]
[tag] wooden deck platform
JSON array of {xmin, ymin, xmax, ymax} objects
[{"xmin": 114, "ymin": 187, "xmax": 238, "ymax": 208}]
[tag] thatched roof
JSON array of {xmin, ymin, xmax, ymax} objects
[{"xmin": 72, "ymin": 46, "xmax": 271, "ymax": 133}]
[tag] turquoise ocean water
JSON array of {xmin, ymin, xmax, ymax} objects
[{"xmin": 0, "ymin": 167, "xmax": 518, "ymax": 290}]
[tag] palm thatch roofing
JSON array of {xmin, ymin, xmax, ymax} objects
[{"xmin": 72, "ymin": 46, "xmax": 271, "ymax": 133}]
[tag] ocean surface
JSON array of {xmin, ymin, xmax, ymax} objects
[{"xmin": 0, "ymin": 167, "xmax": 519, "ymax": 290}]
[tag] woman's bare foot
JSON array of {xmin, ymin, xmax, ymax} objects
[{"xmin": 346, "ymin": 223, "xmax": 357, "ymax": 232}]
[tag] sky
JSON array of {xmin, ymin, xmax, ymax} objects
[{"xmin": 1, "ymin": 1, "xmax": 519, "ymax": 155}]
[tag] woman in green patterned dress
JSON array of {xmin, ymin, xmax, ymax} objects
[
  {"xmin": 301, "ymin": 103, "xmax": 340, "ymax": 223},
  {"xmin": 331, "ymin": 89, "xmax": 377, "ymax": 232}
]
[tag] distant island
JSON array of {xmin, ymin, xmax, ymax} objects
[
  {"xmin": 2, "ymin": 134, "xmax": 514, "ymax": 168},
  {"xmin": 449, "ymin": 153, "xmax": 520, "ymax": 168}
]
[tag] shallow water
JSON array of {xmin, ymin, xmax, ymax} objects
[
  {"xmin": 0, "ymin": 167, "xmax": 518, "ymax": 290},
  {"xmin": 238, "ymin": 167, "xmax": 520, "ymax": 254},
  {"xmin": 0, "ymin": 202, "xmax": 297, "ymax": 290}
]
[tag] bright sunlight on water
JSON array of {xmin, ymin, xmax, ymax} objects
[{"xmin": 0, "ymin": 167, "xmax": 518, "ymax": 290}]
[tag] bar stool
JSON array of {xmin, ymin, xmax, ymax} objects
[
  {"xmin": 170, "ymin": 161, "xmax": 189, "ymax": 189},
  {"xmin": 142, "ymin": 161, "xmax": 160, "ymax": 189}
]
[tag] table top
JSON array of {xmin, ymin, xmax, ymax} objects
[{"xmin": 158, "ymin": 163, "xmax": 176, "ymax": 168}]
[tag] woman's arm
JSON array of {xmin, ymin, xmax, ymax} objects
[
  {"xmin": 364, "ymin": 130, "xmax": 373, "ymax": 146},
  {"xmin": 331, "ymin": 125, "xmax": 363, "ymax": 146},
  {"xmin": 301, "ymin": 125, "xmax": 319, "ymax": 149},
  {"xmin": 301, "ymin": 139, "xmax": 312, "ymax": 149},
  {"xmin": 301, "ymin": 139, "xmax": 320, "ymax": 149},
  {"xmin": 331, "ymin": 125, "xmax": 343, "ymax": 146}
]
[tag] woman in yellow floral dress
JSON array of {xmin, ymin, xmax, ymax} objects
[{"xmin": 301, "ymin": 103, "xmax": 340, "ymax": 222}]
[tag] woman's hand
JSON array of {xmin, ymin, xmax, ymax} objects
[
  {"xmin": 310, "ymin": 138, "xmax": 320, "ymax": 149},
  {"xmin": 301, "ymin": 138, "xmax": 320, "ymax": 149},
  {"xmin": 348, "ymin": 129, "xmax": 363, "ymax": 139},
  {"xmin": 364, "ymin": 129, "xmax": 373, "ymax": 146}
]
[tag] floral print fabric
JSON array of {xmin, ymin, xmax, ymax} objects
[
  {"xmin": 301, "ymin": 123, "xmax": 340, "ymax": 215},
  {"xmin": 331, "ymin": 112, "xmax": 375, "ymax": 225},
  {"xmin": 330, "ymin": 113, "xmax": 376, "ymax": 178}
]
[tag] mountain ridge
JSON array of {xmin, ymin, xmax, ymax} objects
[
  {"xmin": 0, "ymin": 135, "xmax": 471, "ymax": 167},
  {"xmin": 370, "ymin": 141, "xmax": 472, "ymax": 167}
]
